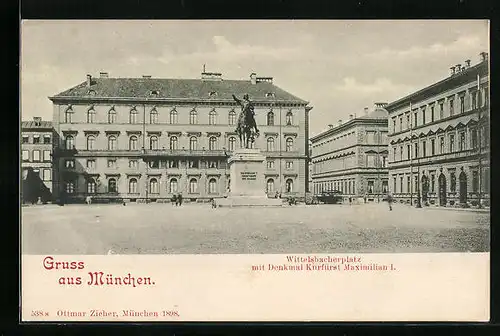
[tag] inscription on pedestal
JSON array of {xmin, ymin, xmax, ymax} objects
[{"xmin": 241, "ymin": 172, "xmax": 257, "ymax": 181}]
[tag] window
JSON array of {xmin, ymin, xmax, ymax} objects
[
  {"xmin": 413, "ymin": 112, "xmax": 418, "ymax": 127},
  {"xmin": 471, "ymin": 91, "xmax": 477, "ymax": 109},
  {"xmin": 209, "ymin": 136, "xmax": 217, "ymax": 151},
  {"xmin": 66, "ymin": 181, "xmax": 75, "ymax": 194},
  {"xmin": 439, "ymin": 137, "xmax": 445, "ymax": 154},
  {"xmin": 267, "ymin": 111, "xmax": 275, "ymax": 126},
  {"xmin": 190, "ymin": 109, "xmax": 197, "ymax": 124},
  {"xmin": 449, "ymin": 99, "xmax": 454, "ymax": 116},
  {"xmin": 392, "ymin": 147, "xmax": 396, "ymax": 161},
  {"xmin": 285, "ymin": 137, "xmax": 294, "ymax": 152},
  {"xmin": 228, "ymin": 137, "xmax": 236, "ymax": 151},
  {"xmin": 65, "ymin": 159, "xmax": 75, "ymax": 168},
  {"xmin": 129, "ymin": 136, "xmax": 138, "ymax": 150},
  {"xmin": 150, "ymin": 136, "xmax": 158, "ymax": 150},
  {"xmin": 33, "ymin": 150, "xmax": 40, "ymax": 162},
  {"xmin": 414, "ymin": 176, "xmax": 418, "ymax": 193},
  {"xmin": 170, "ymin": 136, "xmax": 178, "ymax": 150},
  {"xmin": 228, "ymin": 110, "xmax": 236, "ymax": 125},
  {"xmin": 108, "ymin": 109, "xmax": 116, "ymax": 123},
  {"xmin": 460, "ymin": 96, "xmax": 465, "ymax": 113},
  {"xmin": 449, "ymin": 134, "xmax": 455, "ymax": 152},
  {"xmin": 382, "ymin": 180, "xmax": 388, "ymax": 193},
  {"xmin": 367, "ymin": 181, "xmax": 374, "ymax": 194},
  {"xmin": 43, "ymin": 169, "xmax": 51, "ymax": 181},
  {"xmin": 431, "ymin": 139, "xmax": 435, "ymax": 155},
  {"xmin": 170, "ymin": 109, "xmax": 178, "ymax": 124},
  {"xmin": 65, "ymin": 135, "xmax": 74, "ymax": 149},
  {"xmin": 471, "ymin": 129, "xmax": 478, "ymax": 149},
  {"xmin": 267, "ymin": 161, "xmax": 275, "ymax": 169},
  {"xmin": 65, "ymin": 108, "xmax": 73, "ymax": 123},
  {"xmin": 439, "ymin": 102, "xmax": 444, "ymax": 119},
  {"xmin": 189, "ymin": 137, "xmax": 198, "ymax": 151},
  {"xmin": 188, "ymin": 160, "xmax": 198, "ymax": 168},
  {"xmin": 286, "ymin": 111, "xmax": 293, "ymax": 125},
  {"xmin": 407, "ymin": 144, "xmax": 411, "ymax": 159},
  {"xmin": 87, "ymin": 109, "xmax": 95, "ymax": 123},
  {"xmin": 430, "ymin": 106, "xmax": 435, "ymax": 122},
  {"xmin": 130, "ymin": 109, "xmax": 138, "ymax": 124},
  {"xmin": 87, "ymin": 159, "xmax": 96, "ymax": 169},
  {"xmin": 148, "ymin": 178, "xmax": 158, "ymax": 194},
  {"xmin": 43, "ymin": 150, "xmax": 51, "ymax": 161},
  {"xmin": 107, "ymin": 178, "xmax": 117, "ymax": 193},
  {"xmin": 169, "ymin": 179, "xmax": 178, "ymax": 193},
  {"xmin": 208, "ymin": 178, "xmax": 217, "ymax": 194},
  {"xmin": 286, "ymin": 161, "xmax": 293, "ymax": 170},
  {"xmin": 107, "ymin": 159, "xmax": 116, "ymax": 168},
  {"xmin": 450, "ymin": 172, "xmax": 456, "ymax": 192},
  {"xmin": 149, "ymin": 160, "xmax": 160, "ymax": 169},
  {"xmin": 400, "ymin": 146, "xmax": 403, "ymax": 161},
  {"xmin": 400, "ymin": 176, "xmax": 404, "ymax": 193},
  {"xmin": 129, "ymin": 178, "xmax": 138, "ymax": 193},
  {"xmin": 22, "ymin": 136, "xmax": 29, "ymax": 144},
  {"xmin": 87, "ymin": 178, "xmax": 97, "ymax": 194},
  {"xmin": 431, "ymin": 174, "xmax": 435, "ymax": 193},
  {"xmin": 267, "ymin": 137, "xmax": 275, "ymax": 151},
  {"xmin": 366, "ymin": 131, "xmax": 376, "ymax": 143},
  {"xmin": 108, "ymin": 135, "xmax": 117, "ymax": 150},
  {"xmin": 189, "ymin": 178, "xmax": 198, "ymax": 193},
  {"xmin": 129, "ymin": 160, "xmax": 138, "ymax": 169},
  {"xmin": 285, "ymin": 179, "xmax": 293, "ymax": 193},
  {"xmin": 422, "ymin": 108, "xmax": 426, "ymax": 124},
  {"xmin": 472, "ymin": 171, "xmax": 479, "ymax": 192},
  {"xmin": 266, "ymin": 179, "xmax": 275, "ymax": 193},
  {"xmin": 33, "ymin": 136, "xmax": 40, "ymax": 144},
  {"xmin": 87, "ymin": 135, "xmax": 96, "ymax": 150},
  {"xmin": 22, "ymin": 150, "xmax": 29, "ymax": 161},
  {"xmin": 381, "ymin": 156, "xmax": 387, "ymax": 168},
  {"xmin": 406, "ymin": 115, "xmax": 410, "ymax": 129},
  {"xmin": 484, "ymin": 168, "xmax": 490, "ymax": 193},
  {"xmin": 406, "ymin": 176, "xmax": 410, "ymax": 193},
  {"xmin": 393, "ymin": 176, "xmax": 397, "ymax": 193},
  {"xmin": 459, "ymin": 132, "xmax": 466, "ymax": 151},
  {"xmin": 150, "ymin": 109, "xmax": 158, "ymax": 124},
  {"xmin": 422, "ymin": 141, "xmax": 426, "ymax": 157},
  {"xmin": 392, "ymin": 119, "xmax": 396, "ymax": 133},
  {"xmin": 414, "ymin": 143, "xmax": 419, "ymax": 158},
  {"xmin": 399, "ymin": 116, "xmax": 403, "ymax": 131},
  {"xmin": 209, "ymin": 109, "xmax": 217, "ymax": 125}
]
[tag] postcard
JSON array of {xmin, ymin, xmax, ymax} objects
[{"xmin": 20, "ymin": 19, "xmax": 490, "ymax": 322}]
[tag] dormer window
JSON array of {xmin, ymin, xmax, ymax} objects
[
  {"xmin": 209, "ymin": 91, "xmax": 218, "ymax": 97},
  {"xmin": 87, "ymin": 90, "xmax": 96, "ymax": 96},
  {"xmin": 266, "ymin": 92, "xmax": 275, "ymax": 98},
  {"xmin": 150, "ymin": 90, "xmax": 160, "ymax": 96}
]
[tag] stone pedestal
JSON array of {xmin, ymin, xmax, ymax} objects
[{"xmin": 215, "ymin": 148, "xmax": 282, "ymax": 208}]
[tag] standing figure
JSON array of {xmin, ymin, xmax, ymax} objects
[
  {"xmin": 387, "ymin": 192, "xmax": 393, "ymax": 211},
  {"xmin": 233, "ymin": 94, "xmax": 259, "ymax": 149}
]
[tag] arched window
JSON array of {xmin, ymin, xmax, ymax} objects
[
  {"xmin": 130, "ymin": 109, "xmax": 138, "ymax": 124},
  {"xmin": 108, "ymin": 178, "xmax": 117, "ymax": 193},
  {"xmin": 150, "ymin": 109, "xmax": 158, "ymax": 124},
  {"xmin": 65, "ymin": 135, "xmax": 74, "ymax": 150},
  {"xmin": 286, "ymin": 179, "xmax": 293, "ymax": 193},
  {"xmin": 190, "ymin": 109, "xmax": 197, "ymax": 124},
  {"xmin": 189, "ymin": 178, "xmax": 198, "ymax": 194},
  {"xmin": 108, "ymin": 109, "xmax": 116, "ymax": 123},
  {"xmin": 228, "ymin": 137, "xmax": 236, "ymax": 151},
  {"xmin": 170, "ymin": 136, "xmax": 178, "ymax": 150},
  {"xmin": 286, "ymin": 111, "xmax": 293, "ymax": 125},
  {"xmin": 267, "ymin": 111, "xmax": 274, "ymax": 126},
  {"xmin": 209, "ymin": 136, "xmax": 217, "ymax": 151},
  {"xmin": 267, "ymin": 137, "xmax": 275, "ymax": 151},
  {"xmin": 209, "ymin": 109, "xmax": 217, "ymax": 125},
  {"xmin": 87, "ymin": 178, "xmax": 96, "ymax": 194},
  {"xmin": 86, "ymin": 135, "xmax": 96, "ymax": 150},
  {"xmin": 65, "ymin": 181, "xmax": 75, "ymax": 194},
  {"xmin": 189, "ymin": 136, "xmax": 198, "ymax": 151},
  {"xmin": 267, "ymin": 178, "xmax": 275, "ymax": 193},
  {"xmin": 108, "ymin": 135, "xmax": 117, "ymax": 150},
  {"xmin": 208, "ymin": 178, "xmax": 217, "ymax": 194},
  {"xmin": 228, "ymin": 110, "xmax": 237, "ymax": 125},
  {"xmin": 169, "ymin": 178, "xmax": 178, "ymax": 194},
  {"xmin": 150, "ymin": 136, "xmax": 158, "ymax": 150},
  {"xmin": 170, "ymin": 109, "xmax": 178, "ymax": 124},
  {"xmin": 129, "ymin": 136, "xmax": 138, "ymax": 150},
  {"xmin": 87, "ymin": 109, "xmax": 95, "ymax": 123},
  {"xmin": 286, "ymin": 137, "xmax": 294, "ymax": 151},
  {"xmin": 129, "ymin": 178, "xmax": 138, "ymax": 194},
  {"xmin": 149, "ymin": 178, "xmax": 159, "ymax": 194},
  {"xmin": 65, "ymin": 108, "xmax": 73, "ymax": 123}
]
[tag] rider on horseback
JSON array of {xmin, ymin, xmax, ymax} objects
[{"xmin": 232, "ymin": 94, "xmax": 259, "ymax": 136}]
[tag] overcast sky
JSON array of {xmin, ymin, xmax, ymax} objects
[{"xmin": 21, "ymin": 20, "xmax": 488, "ymax": 136}]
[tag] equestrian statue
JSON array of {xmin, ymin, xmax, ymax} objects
[{"xmin": 232, "ymin": 94, "xmax": 260, "ymax": 149}]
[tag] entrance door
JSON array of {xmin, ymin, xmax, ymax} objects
[
  {"xmin": 438, "ymin": 173, "xmax": 447, "ymax": 206},
  {"xmin": 421, "ymin": 175, "xmax": 429, "ymax": 202},
  {"xmin": 459, "ymin": 172, "xmax": 467, "ymax": 203}
]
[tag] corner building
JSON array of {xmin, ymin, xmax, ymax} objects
[
  {"xmin": 385, "ymin": 53, "xmax": 490, "ymax": 207},
  {"xmin": 310, "ymin": 103, "xmax": 389, "ymax": 201},
  {"xmin": 50, "ymin": 72, "xmax": 311, "ymax": 203}
]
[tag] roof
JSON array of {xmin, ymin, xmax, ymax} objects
[
  {"xmin": 21, "ymin": 120, "xmax": 53, "ymax": 130},
  {"xmin": 364, "ymin": 108, "xmax": 388, "ymax": 120},
  {"xmin": 50, "ymin": 77, "xmax": 308, "ymax": 104}
]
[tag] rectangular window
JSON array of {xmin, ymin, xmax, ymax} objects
[
  {"xmin": 439, "ymin": 102, "xmax": 444, "ymax": 119},
  {"xmin": 471, "ymin": 91, "xmax": 477, "ymax": 109},
  {"xmin": 44, "ymin": 135, "xmax": 51, "ymax": 144},
  {"xmin": 414, "ymin": 143, "xmax": 419, "ymax": 158},
  {"xmin": 413, "ymin": 112, "xmax": 418, "ymax": 128},
  {"xmin": 406, "ymin": 176, "xmax": 410, "ymax": 193},
  {"xmin": 22, "ymin": 150, "xmax": 29, "ymax": 161},
  {"xmin": 450, "ymin": 172, "xmax": 456, "ymax": 192},
  {"xmin": 187, "ymin": 160, "xmax": 198, "ymax": 168},
  {"xmin": 399, "ymin": 117, "xmax": 403, "ymax": 132},
  {"xmin": 129, "ymin": 160, "xmax": 138, "ymax": 169},
  {"xmin": 392, "ymin": 119, "xmax": 396, "ymax": 133},
  {"xmin": 87, "ymin": 159, "xmax": 96, "ymax": 169},
  {"xmin": 449, "ymin": 99, "xmax": 454, "ymax": 116},
  {"xmin": 400, "ymin": 176, "xmax": 403, "ymax": 193},
  {"xmin": 406, "ymin": 115, "xmax": 410, "ymax": 129},
  {"xmin": 393, "ymin": 176, "xmax": 397, "ymax": 193},
  {"xmin": 32, "ymin": 169, "xmax": 40, "ymax": 178},
  {"xmin": 431, "ymin": 139, "xmax": 435, "ymax": 156},
  {"xmin": 43, "ymin": 169, "xmax": 51, "ymax": 181},
  {"xmin": 399, "ymin": 146, "xmax": 403, "ymax": 161},
  {"xmin": 472, "ymin": 171, "xmax": 479, "ymax": 193},
  {"xmin": 286, "ymin": 161, "xmax": 293, "ymax": 170},
  {"xmin": 107, "ymin": 159, "xmax": 116, "ymax": 168},
  {"xmin": 459, "ymin": 132, "xmax": 466, "ymax": 151},
  {"xmin": 65, "ymin": 159, "xmax": 75, "ymax": 168},
  {"xmin": 367, "ymin": 181, "xmax": 374, "ymax": 194},
  {"xmin": 33, "ymin": 135, "xmax": 40, "ymax": 144},
  {"xmin": 33, "ymin": 150, "xmax": 40, "ymax": 162},
  {"xmin": 414, "ymin": 175, "xmax": 419, "ymax": 193},
  {"xmin": 392, "ymin": 147, "xmax": 396, "ymax": 161},
  {"xmin": 381, "ymin": 156, "xmax": 387, "ymax": 168},
  {"xmin": 471, "ymin": 129, "xmax": 478, "ymax": 149},
  {"xmin": 168, "ymin": 160, "xmax": 178, "ymax": 168},
  {"xmin": 449, "ymin": 134, "xmax": 455, "ymax": 152},
  {"xmin": 430, "ymin": 106, "xmax": 435, "ymax": 122},
  {"xmin": 422, "ymin": 141, "xmax": 426, "ymax": 157},
  {"xmin": 460, "ymin": 96, "xmax": 465, "ymax": 113},
  {"xmin": 439, "ymin": 137, "xmax": 445, "ymax": 154},
  {"xmin": 407, "ymin": 144, "xmax": 411, "ymax": 160},
  {"xmin": 22, "ymin": 136, "xmax": 29, "ymax": 144},
  {"xmin": 43, "ymin": 150, "xmax": 51, "ymax": 161},
  {"xmin": 422, "ymin": 108, "xmax": 426, "ymax": 124},
  {"xmin": 267, "ymin": 161, "xmax": 275, "ymax": 169}
]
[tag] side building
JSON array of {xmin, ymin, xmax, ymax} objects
[
  {"xmin": 49, "ymin": 71, "xmax": 312, "ymax": 203},
  {"xmin": 21, "ymin": 117, "xmax": 56, "ymax": 203},
  {"xmin": 310, "ymin": 103, "xmax": 389, "ymax": 202},
  {"xmin": 385, "ymin": 52, "xmax": 490, "ymax": 207}
]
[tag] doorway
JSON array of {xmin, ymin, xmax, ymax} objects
[
  {"xmin": 459, "ymin": 171, "xmax": 467, "ymax": 204},
  {"xmin": 421, "ymin": 175, "xmax": 429, "ymax": 202},
  {"xmin": 438, "ymin": 173, "xmax": 447, "ymax": 206}
]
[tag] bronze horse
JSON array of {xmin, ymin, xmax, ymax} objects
[{"xmin": 233, "ymin": 94, "xmax": 259, "ymax": 149}]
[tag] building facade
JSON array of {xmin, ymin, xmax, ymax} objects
[
  {"xmin": 49, "ymin": 72, "xmax": 311, "ymax": 203},
  {"xmin": 386, "ymin": 52, "xmax": 490, "ymax": 207},
  {"xmin": 21, "ymin": 117, "xmax": 56, "ymax": 202},
  {"xmin": 310, "ymin": 103, "xmax": 389, "ymax": 201}
]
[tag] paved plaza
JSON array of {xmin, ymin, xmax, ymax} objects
[{"xmin": 21, "ymin": 202, "xmax": 490, "ymax": 254}]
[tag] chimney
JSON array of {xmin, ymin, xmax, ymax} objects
[
  {"xmin": 349, "ymin": 114, "xmax": 353, "ymax": 120},
  {"xmin": 256, "ymin": 76, "xmax": 273, "ymax": 84},
  {"xmin": 338, "ymin": 119, "xmax": 343, "ymax": 126},
  {"xmin": 328, "ymin": 124, "xmax": 334, "ymax": 128},
  {"xmin": 201, "ymin": 72, "xmax": 223, "ymax": 81},
  {"xmin": 455, "ymin": 64, "xmax": 462, "ymax": 73},
  {"xmin": 86, "ymin": 74, "xmax": 92, "ymax": 87},
  {"xmin": 250, "ymin": 73, "xmax": 257, "ymax": 85},
  {"xmin": 375, "ymin": 102, "xmax": 388, "ymax": 109},
  {"xmin": 450, "ymin": 66, "xmax": 456, "ymax": 76},
  {"xmin": 465, "ymin": 59, "xmax": 471, "ymax": 68},
  {"xmin": 364, "ymin": 107, "xmax": 369, "ymax": 115},
  {"xmin": 142, "ymin": 75, "xmax": 152, "ymax": 79},
  {"xmin": 99, "ymin": 72, "xmax": 109, "ymax": 78},
  {"xmin": 33, "ymin": 117, "xmax": 42, "ymax": 126}
]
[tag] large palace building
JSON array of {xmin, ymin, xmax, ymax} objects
[
  {"xmin": 49, "ymin": 71, "xmax": 311, "ymax": 203},
  {"xmin": 386, "ymin": 52, "xmax": 490, "ymax": 207},
  {"xmin": 310, "ymin": 103, "xmax": 389, "ymax": 201}
]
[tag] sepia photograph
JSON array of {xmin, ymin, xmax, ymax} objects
[{"xmin": 20, "ymin": 20, "xmax": 490, "ymax": 322}]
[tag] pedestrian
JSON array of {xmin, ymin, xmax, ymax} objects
[
  {"xmin": 211, "ymin": 198, "xmax": 216, "ymax": 209},
  {"xmin": 86, "ymin": 195, "xmax": 92, "ymax": 205},
  {"xmin": 363, "ymin": 195, "xmax": 367, "ymax": 204},
  {"xmin": 275, "ymin": 191, "xmax": 279, "ymax": 199},
  {"xmin": 349, "ymin": 197, "xmax": 352, "ymax": 205},
  {"xmin": 387, "ymin": 192, "xmax": 393, "ymax": 211},
  {"xmin": 178, "ymin": 193, "xmax": 183, "ymax": 206},
  {"xmin": 172, "ymin": 194, "xmax": 177, "ymax": 206}
]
